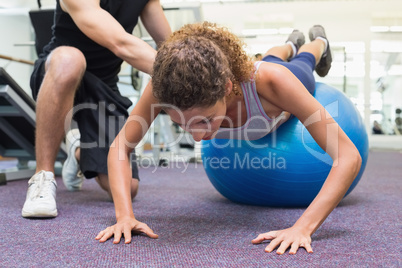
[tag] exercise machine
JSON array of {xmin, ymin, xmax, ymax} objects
[{"xmin": 0, "ymin": 67, "xmax": 67, "ymax": 185}]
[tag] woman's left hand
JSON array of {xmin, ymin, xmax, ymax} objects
[{"xmin": 251, "ymin": 227, "xmax": 313, "ymax": 254}]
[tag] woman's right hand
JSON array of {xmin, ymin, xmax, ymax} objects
[{"xmin": 95, "ymin": 217, "xmax": 159, "ymax": 244}]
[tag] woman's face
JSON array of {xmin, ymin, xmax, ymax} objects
[{"xmin": 166, "ymin": 99, "xmax": 227, "ymax": 142}]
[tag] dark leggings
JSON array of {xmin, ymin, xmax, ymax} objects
[{"xmin": 262, "ymin": 52, "xmax": 316, "ymax": 95}]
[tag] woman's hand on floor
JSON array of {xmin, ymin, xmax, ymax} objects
[
  {"xmin": 95, "ymin": 217, "xmax": 158, "ymax": 244},
  {"xmin": 251, "ymin": 227, "xmax": 313, "ymax": 254}
]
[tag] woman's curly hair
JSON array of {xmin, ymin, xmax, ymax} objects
[{"xmin": 152, "ymin": 22, "xmax": 254, "ymax": 110}]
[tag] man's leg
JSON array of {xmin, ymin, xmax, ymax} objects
[
  {"xmin": 96, "ymin": 174, "xmax": 139, "ymax": 201},
  {"xmin": 22, "ymin": 46, "xmax": 86, "ymax": 218},
  {"xmin": 66, "ymin": 146, "xmax": 138, "ymax": 199},
  {"xmin": 35, "ymin": 47, "xmax": 86, "ymax": 173},
  {"xmin": 70, "ymin": 69, "xmax": 137, "ymax": 201}
]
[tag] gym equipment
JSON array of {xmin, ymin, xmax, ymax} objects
[
  {"xmin": 201, "ymin": 83, "xmax": 369, "ymax": 207},
  {"xmin": 0, "ymin": 67, "xmax": 66, "ymax": 185}
]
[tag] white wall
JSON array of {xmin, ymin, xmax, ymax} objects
[
  {"xmin": 199, "ymin": 0, "xmax": 402, "ymax": 149},
  {"xmin": 200, "ymin": 0, "xmax": 401, "ymax": 43},
  {"xmin": 1, "ymin": 0, "xmax": 401, "ymax": 148},
  {"xmin": 0, "ymin": 0, "xmax": 56, "ymax": 95},
  {"xmin": 0, "ymin": 8, "xmax": 35, "ymax": 95}
]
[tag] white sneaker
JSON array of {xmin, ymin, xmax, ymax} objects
[
  {"xmin": 22, "ymin": 171, "xmax": 57, "ymax": 218},
  {"xmin": 62, "ymin": 129, "xmax": 84, "ymax": 191}
]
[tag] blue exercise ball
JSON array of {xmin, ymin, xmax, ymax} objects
[{"xmin": 201, "ymin": 83, "xmax": 369, "ymax": 207}]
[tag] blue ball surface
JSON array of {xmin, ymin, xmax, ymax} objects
[{"xmin": 201, "ymin": 83, "xmax": 369, "ymax": 207}]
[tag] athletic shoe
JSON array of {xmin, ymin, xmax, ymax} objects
[
  {"xmin": 286, "ymin": 29, "xmax": 305, "ymax": 55},
  {"xmin": 21, "ymin": 170, "xmax": 57, "ymax": 218},
  {"xmin": 309, "ymin": 25, "xmax": 332, "ymax": 77},
  {"xmin": 62, "ymin": 129, "xmax": 84, "ymax": 191}
]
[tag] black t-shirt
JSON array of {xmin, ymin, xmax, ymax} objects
[{"xmin": 43, "ymin": 0, "xmax": 149, "ymax": 87}]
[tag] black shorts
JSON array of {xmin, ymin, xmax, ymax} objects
[{"xmin": 30, "ymin": 56, "xmax": 139, "ymax": 179}]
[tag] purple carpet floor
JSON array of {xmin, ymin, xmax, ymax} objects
[{"xmin": 0, "ymin": 151, "xmax": 401, "ymax": 267}]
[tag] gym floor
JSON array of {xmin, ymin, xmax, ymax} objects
[{"xmin": 0, "ymin": 150, "xmax": 400, "ymax": 267}]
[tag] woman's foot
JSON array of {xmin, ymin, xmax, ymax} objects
[
  {"xmin": 309, "ymin": 25, "xmax": 332, "ymax": 77},
  {"xmin": 286, "ymin": 29, "xmax": 305, "ymax": 58}
]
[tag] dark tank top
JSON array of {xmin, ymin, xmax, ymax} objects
[{"xmin": 43, "ymin": 0, "xmax": 149, "ymax": 87}]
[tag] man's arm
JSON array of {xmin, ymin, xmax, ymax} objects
[
  {"xmin": 140, "ymin": 0, "xmax": 172, "ymax": 46},
  {"xmin": 60, "ymin": 0, "xmax": 169, "ymax": 74}
]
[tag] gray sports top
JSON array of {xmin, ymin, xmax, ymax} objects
[{"xmin": 214, "ymin": 61, "xmax": 289, "ymax": 140}]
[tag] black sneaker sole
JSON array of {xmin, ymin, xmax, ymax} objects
[{"xmin": 315, "ymin": 43, "xmax": 332, "ymax": 77}]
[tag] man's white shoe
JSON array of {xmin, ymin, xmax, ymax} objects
[
  {"xmin": 22, "ymin": 171, "xmax": 57, "ymax": 218},
  {"xmin": 62, "ymin": 129, "xmax": 84, "ymax": 191}
]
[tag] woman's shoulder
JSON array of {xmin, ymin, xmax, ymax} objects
[
  {"xmin": 256, "ymin": 61, "xmax": 290, "ymax": 78},
  {"xmin": 255, "ymin": 62, "xmax": 282, "ymax": 88},
  {"xmin": 254, "ymin": 61, "xmax": 297, "ymax": 103},
  {"xmin": 252, "ymin": 62, "xmax": 288, "ymax": 116},
  {"xmin": 256, "ymin": 61, "xmax": 296, "ymax": 88}
]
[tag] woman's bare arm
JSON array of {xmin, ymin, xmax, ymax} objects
[
  {"xmin": 252, "ymin": 63, "xmax": 362, "ymax": 254},
  {"xmin": 96, "ymin": 83, "xmax": 162, "ymax": 243}
]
